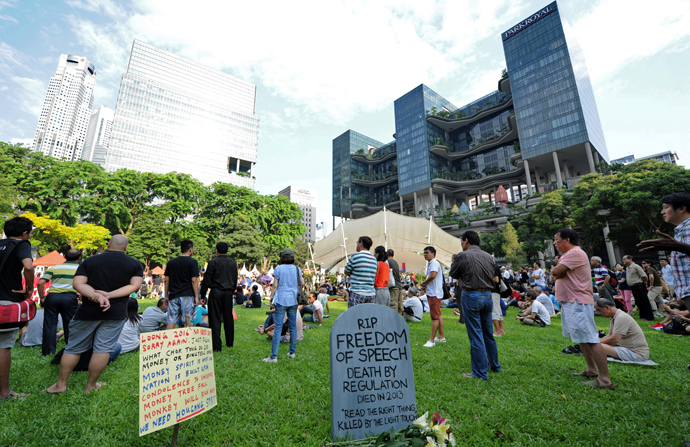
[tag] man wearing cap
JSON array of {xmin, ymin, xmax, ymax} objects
[{"xmin": 200, "ymin": 242, "xmax": 238, "ymax": 352}]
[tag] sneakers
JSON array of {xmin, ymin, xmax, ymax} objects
[
  {"xmin": 423, "ymin": 341, "xmax": 435, "ymax": 348},
  {"xmin": 434, "ymin": 337, "xmax": 447, "ymax": 343},
  {"xmin": 653, "ymin": 312, "xmax": 665, "ymax": 319},
  {"xmin": 287, "ymin": 353, "xmax": 296, "ymax": 359},
  {"xmin": 262, "ymin": 357, "xmax": 277, "ymax": 363}
]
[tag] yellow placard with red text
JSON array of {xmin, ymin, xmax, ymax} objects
[{"xmin": 139, "ymin": 327, "xmax": 216, "ymax": 436}]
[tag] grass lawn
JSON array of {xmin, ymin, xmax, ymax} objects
[{"xmin": 1, "ymin": 299, "xmax": 689, "ymax": 446}]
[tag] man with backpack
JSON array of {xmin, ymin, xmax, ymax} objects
[{"xmin": 0, "ymin": 216, "xmax": 35, "ymax": 401}]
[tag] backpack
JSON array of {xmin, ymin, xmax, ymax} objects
[
  {"xmin": 0, "ymin": 239, "xmax": 36, "ymax": 330},
  {"xmin": 607, "ymin": 269, "xmax": 618, "ymax": 287}
]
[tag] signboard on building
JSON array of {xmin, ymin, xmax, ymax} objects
[{"xmin": 503, "ymin": 2, "xmax": 557, "ymax": 41}]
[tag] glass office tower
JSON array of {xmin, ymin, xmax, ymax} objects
[
  {"xmin": 105, "ymin": 39, "xmax": 260, "ymax": 187},
  {"xmin": 333, "ymin": 1, "xmax": 608, "ymax": 222}
]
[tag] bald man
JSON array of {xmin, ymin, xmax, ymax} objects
[{"xmin": 46, "ymin": 235, "xmax": 143, "ymax": 394}]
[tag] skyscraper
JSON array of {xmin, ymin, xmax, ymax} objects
[
  {"xmin": 82, "ymin": 105, "xmax": 114, "ymax": 166},
  {"xmin": 333, "ymin": 1, "xmax": 608, "ymax": 224},
  {"xmin": 32, "ymin": 54, "xmax": 96, "ymax": 161},
  {"xmin": 105, "ymin": 39, "xmax": 260, "ymax": 187},
  {"xmin": 278, "ymin": 186, "xmax": 317, "ymax": 242}
]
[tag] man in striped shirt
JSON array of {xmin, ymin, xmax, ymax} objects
[
  {"xmin": 344, "ymin": 236, "xmax": 377, "ymax": 308},
  {"xmin": 38, "ymin": 249, "xmax": 81, "ymax": 356}
]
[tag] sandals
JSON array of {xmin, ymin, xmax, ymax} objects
[
  {"xmin": 561, "ymin": 345, "xmax": 581, "ymax": 355},
  {"xmin": 0, "ymin": 391, "xmax": 28, "ymax": 402},
  {"xmin": 583, "ymin": 379, "xmax": 615, "ymax": 390},
  {"xmin": 572, "ymin": 370, "xmax": 598, "ymax": 378}
]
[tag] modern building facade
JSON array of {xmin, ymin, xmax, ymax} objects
[
  {"xmin": 32, "ymin": 54, "xmax": 96, "ymax": 161},
  {"xmin": 278, "ymin": 186, "xmax": 317, "ymax": 242},
  {"xmin": 611, "ymin": 151, "xmax": 679, "ymax": 166},
  {"xmin": 105, "ymin": 39, "xmax": 260, "ymax": 187},
  {"xmin": 82, "ymin": 105, "xmax": 114, "ymax": 166},
  {"xmin": 333, "ymin": 1, "xmax": 607, "ymax": 224}
]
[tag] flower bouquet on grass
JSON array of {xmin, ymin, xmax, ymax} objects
[{"xmin": 327, "ymin": 412, "xmax": 455, "ymax": 447}]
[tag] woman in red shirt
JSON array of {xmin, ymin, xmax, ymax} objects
[{"xmin": 374, "ymin": 246, "xmax": 391, "ymax": 307}]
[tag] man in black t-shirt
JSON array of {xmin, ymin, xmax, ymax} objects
[
  {"xmin": 0, "ymin": 217, "xmax": 35, "ymax": 401},
  {"xmin": 46, "ymin": 234, "xmax": 143, "ymax": 394},
  {"xmin": 163, "ymin": 240, "xmax": 199, "ymax": 329}
]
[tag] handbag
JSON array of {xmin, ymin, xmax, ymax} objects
[
  {"xmin": 660, "ymin": 278, "xmax": 669, "ymax": 294},
  {"xmin": 441, "ymin": 271, "xmax": 451, "ymax": 300},
  {"xmin": 0, "ymin": 239, "xmax": 36, "ymax": 330},
  {"xmin": 387, "ymin": 260, "xmax": 396, "ymax": 288},
  {"xmin": 295, "ymin": 266, "xmax": 308, "ymax": 305}
]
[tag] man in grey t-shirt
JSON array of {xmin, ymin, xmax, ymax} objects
[
  {"xmin": 387, "ymin": 249, "xmax": 403, "ymax": 315},
  {"xmin": 139, "ymin": 299, "xmax": 169, "ymax": 333}
]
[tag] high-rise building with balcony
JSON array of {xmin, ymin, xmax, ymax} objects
[
  {"xmin": 278, "ymin": 186, "xmax": 317, "ymax": 242},
  {"xmin": 105, "ymin": 39, "xmax": 260, "ymax": 187},
  {"xmin": 82, "ymin": 105, "xmax": 114, "ymax": 166},
  {"xmin": 333, "ymin": 1, "xmax": 607, "ymax": 225},
  {"xmin": 32, "ymin": 54, "xmax": 96, "ymax": 161}
]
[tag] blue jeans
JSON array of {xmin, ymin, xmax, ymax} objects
[
  {"xmin": 461, "ymin": 291, "xmax": 500, "ymax": 380},
  {"xmin": 271, "ymin": 304, "xmax": 297, "ymax": 358}
]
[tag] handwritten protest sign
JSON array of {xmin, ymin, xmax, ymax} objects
[
  {"xmin": 330, "ymin": 304, "xmax": 417, "ymax": 441},
  {"xmin": 139, "ymin": 327, "xmax": 217, "ymax": 436}
]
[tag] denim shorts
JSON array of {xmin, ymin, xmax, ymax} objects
[
  {"xmin": 167, "ymin": 296, "xmax": 196, "ymax": 325},
  {"xmin": 64, "ymin": 319, "xmax": 126, "ymax": 354}
]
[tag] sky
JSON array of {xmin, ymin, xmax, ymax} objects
[{"xmin": 1, "ymin": 0, "xmax": 689, "ymax": 236}]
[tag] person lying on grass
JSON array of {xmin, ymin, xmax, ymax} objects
[{"xmin": 516, "ymin": 291, "xmax": 551, "ymax": 327}]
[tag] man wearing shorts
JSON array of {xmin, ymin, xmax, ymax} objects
[
  {"xmin": 164, "ymin": 240, "xmax": 199, "ymax": 329},
  {"xmin": 594, "ymin": 298, "xmax": 649, "ymax": 362},
  {"xmin": 551, "ymin": 228, "xmax": 613, "ymax": 390},
  {"xmin": 420, "ymin": 246, "xmax": 445, "ymax": 347},
  {"xmin": 0, "ymin": 217, "xmax": 35, "ymax": 401},
  {"xmin": 46, "ymin": 234, "xmax": 143, "ymax": 394}
]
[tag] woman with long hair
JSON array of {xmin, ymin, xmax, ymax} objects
[
  {"xmin": 117, "ymin": 298, "xmax": 143, "ymax": 353},
  {"xmin": 374, "ymin": 245, "xmax": 391, "ymax": 307},
  {"xmin": 263, "ymin": 248, "xmax": 303, "ymax": 363}
]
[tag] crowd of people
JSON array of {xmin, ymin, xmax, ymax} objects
[{"xmin": 0, "ymin": 192, "xmax": 688, "ymax": 400}]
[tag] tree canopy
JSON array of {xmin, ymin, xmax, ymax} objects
[{"xmin": 0, "ymin": 141, "xmax": 306, "ymax": 270}]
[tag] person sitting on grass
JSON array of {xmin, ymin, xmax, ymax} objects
[
  {"xmin": 116, "ymin": 298, "xmax": 143, "ymax": 353},
  {"xmin": 654, "ymin": 306, "xmax": 690, "ymax": 334},
  {"xmin": 192, "ymin": 297, "xmax": 209, "ymax": 327},
  {"xmin": 403, "ymin": 290, "xmax": 423, "ymax": 322},
  {"xmin": 317, "ymin": 286, "xmax": 330, "ymax": 314},
  {"xmin": 336, "ymin": 284, "xmax": 349, "ymax": 302},
  {"xmin": 534, "ymin": 286, "xmax": 556, "ymax": 316},
  {"xmin": 234, "ymin": 285, "xmax": 245, "ymax": 306},
  {"xmin": 139, "ymin": 299, "xmax": 169, "ymax": 333},
  {"xmin": 517, "ymin": 291, "xmax": 551, "ymax": 327},
  {"xmin": 302, "ymin": 292, "xmax": 323, "ymax": 326},
  {"xmin": 243, "ymin": 285, "xmax": 262, "ymax": 308},
  {"xmin": 594, "ymin": 298, "xmax": 650, "ymax": 360}
]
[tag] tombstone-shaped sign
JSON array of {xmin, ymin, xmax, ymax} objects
[{"xmin": 330, "ymin": 304, "xmax": 417, "ymax": 441}]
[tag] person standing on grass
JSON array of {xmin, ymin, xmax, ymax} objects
[
  {"xmin": 551, "ymin": 228, "xmax": 613, "ymax": 390},
  {"xmin": 0, "ymin": 217, "xmax": 35, "ymax": 401},
  {"xmin": 163, "ymin": 239, "xmax": 200, "ymax": 329},
  {"xmin": 420, "ymin": 246, "xmax": 445, "ymax": 347},
  {"xmin": 344, "ymin": 236, "xmax": 377, "ymax": 308},
  {"xmin": 200, "ymin": 242, "xmax": 238, "ymax": 352},
  {"xmin": 46, "ymin": 234, "xmax": 143, "ymax": 394},
  {"xmin": 449, "ymin": 231, "xmax": 500, "ymax": 380},
  {"xmin": 622, "ymin": 255, "xmax": 652, "ymax": 321},
  {"xmin": 387, "ymin": 249, "xmax": 403, "ymax": 316},
  {"xmin": 263, "ymin": 248, "xmax": 303, "ymax": 363},
  {"xmin": 38, "ymin": 248, "xmax": 81, "ymax": 356},
  {"xmin": 659, "ymin": 258, "xmax": 675, "ymax": 299},
  {"xmin": 374, "ymin": 246, "xmax": 391, "ymax": 307},
  {"xmin": 641, "ymin": 260, "xmax": 664, "ymax": 318}
]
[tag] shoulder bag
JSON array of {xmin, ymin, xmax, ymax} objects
[
  {"xmin": 0, "ymin": 239, "xmax": 37, "ymax": 329},
  {"xmin": 295, "ymin": 265, "xmax": 308, "ymax": 305}
]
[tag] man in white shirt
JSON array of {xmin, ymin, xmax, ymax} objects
[
  {"xmin": 302, "ymin": 292, "xmax": 323, "ymax": 326},
  {"xmin": 420, "ymin": 246, "xmax": 445, "ymax": 347},
  {"xmin": 517, "ymin": 292, "xmax": 551, "ymax": 326},
  {"xmin": 403, "ymin": 290, "xmax": 423, "ymax": 322},
  {"xmin": 534, "ymin": 286, "xmax": 555, "ymax": 316},
  {"xmin": 531, "ymin": 262, "xmax": 546, "ymax": 288},
  {"xmin": 659, "ymin": 258, "xmax": 675, "ymax": 299}
]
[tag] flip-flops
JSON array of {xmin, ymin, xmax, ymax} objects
[
  {"xmin": 572, "ymin": 370, "xmax": 598, "ymax": 378},
  {"xmin": 583, "ymin": 379, "xmax": 615, "ymax": 390},
  {"xmin": 0, "ymin": 391, "xmax": 29, "ymax": 401}
]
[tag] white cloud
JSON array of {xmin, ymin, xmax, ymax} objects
[
  {"xmin": 572, "ymin": 0, "xmax": 690, "ymax": 82},
  {"xmin": 65, "ymin": 0, "xmax": 524, "ymax": 127},
  {"xmin": 11, "ymin": 77, "xmax": 46, "ymax": 116},
  {"xmin": 0, "ymin": 14, "xmax": 17, "ymax": 23},
  {"xmin": 65, "ymin": 0, "xmax": 125, "ymax": 17}
]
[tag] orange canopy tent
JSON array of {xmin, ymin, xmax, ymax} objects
[
  {"xmin": 150, "ymin": 266, "xmax": 165, "ymax": 275},
  {"xmin": 33, "ymin": 251, "xmax": 66, "ymax": 267}
]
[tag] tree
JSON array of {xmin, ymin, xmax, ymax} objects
[
  {"xmin": 219, "ymin": 216, "xmax": 266, "ymax": 267},
  {"xmin": 18, "ymin": 212, "xmax": 109, "ymax": 256},
  {"xmin": 126, "ymin": 206, "xmax": 174, "ymax": 271},
  {"xmin": 502, "ymin": 221, "xmax": 525, "ymax": 267},
  {"xmin": 479, "ymin": 231, "xmax": 505, "ymax": 258}
]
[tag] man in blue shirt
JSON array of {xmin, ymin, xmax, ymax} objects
[{"xmin": 344, "ymin": 236, "xmax": 377, "ymax": 308}]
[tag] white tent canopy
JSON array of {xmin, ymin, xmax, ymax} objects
[
  {"xmin": 239, "ymin": 264, "xmax": 250, "ymax": 276},
  {"xmin": 250, "ymin": 265, "xmax": 261, "ymax": 276},
  {"xmin": 313, "ymin": 208, "xmax": 463, "ymax": 273}
]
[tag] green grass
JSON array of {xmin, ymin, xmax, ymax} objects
[{"xmin": 1, "ymin": 299, "xmax": 689, "ymax": 446}]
